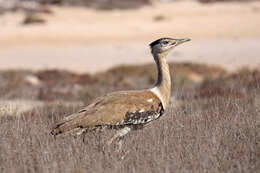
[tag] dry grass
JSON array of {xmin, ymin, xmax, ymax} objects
[{"xmin": 0, "ymin": 63, "xmax": 259, "ymax": 173}]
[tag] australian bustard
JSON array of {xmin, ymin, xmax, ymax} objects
[{"xmin": 51, "ymin": 37, "xmax": 191, "ymax": 144}]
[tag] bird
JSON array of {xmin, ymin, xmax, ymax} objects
[{"xmin": 50, "ymin": 37, "xmax": 191, "ymax": 144}]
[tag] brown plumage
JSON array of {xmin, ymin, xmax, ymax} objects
[
  {"xmin": 50, "ymin": 37, "xmax": 191, "ymax": 144},
  {"xmin": 51, "ymin": 90, "xmax": 162, "ymax": 135}
]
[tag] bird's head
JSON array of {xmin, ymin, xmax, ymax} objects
[{"xmin": 149, "ymin": 37, "xmax": 191, "ymax": 55}]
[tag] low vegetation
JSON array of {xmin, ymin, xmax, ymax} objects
[{"xmin": 0, "ymin": 62, "xmax": 259, "ymax": 173}]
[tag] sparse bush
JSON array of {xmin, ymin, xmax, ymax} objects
[{"xmin": 0, "ymin": 64, "xmax": 259, "ymax": 173}]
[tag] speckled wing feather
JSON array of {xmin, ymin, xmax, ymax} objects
[{"xmin": 51, "ymin": 90, "xmax": 164, "ymax": 136}]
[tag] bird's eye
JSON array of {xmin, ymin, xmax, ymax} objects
[{"xmin": 162, "ymin": 41, "xmax": 169, "ymax": 45}]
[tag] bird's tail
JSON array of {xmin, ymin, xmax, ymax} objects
[{"xmin": 50, "ymin": 113, "xmax": 82, "ymax": 136}]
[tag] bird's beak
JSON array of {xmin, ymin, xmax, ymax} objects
[{"xmin": 176, "ymin": 38, "xmax": 191, "ymax": 45}]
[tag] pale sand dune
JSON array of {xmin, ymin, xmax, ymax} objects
[
  {"xmin": 0, "ymin": 1, "xmax": 260, "ymax": 72},
  {"xmin": 0, "ymin": 39, "xmax": 260, "ymax": 73},
  {"xmin": 0, "ymin": 100, "xmax": 83, "ymax": 116}
]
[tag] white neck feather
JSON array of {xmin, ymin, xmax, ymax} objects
[{"xmin": 150, "ymin": 52, "xmax": 171, "ymax": 109}]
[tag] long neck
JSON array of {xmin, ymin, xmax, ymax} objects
[{"xmin": 151, "ymin": 52, "xmax": 171, "ymax": 109}]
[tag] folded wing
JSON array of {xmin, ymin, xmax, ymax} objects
[{"xmin": 51, "ymin": 90, "xmax": 163, "ymax": 136}]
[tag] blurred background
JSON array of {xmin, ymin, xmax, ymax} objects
[
  {"xmin": 0, "ymin": 1, "xmax": 260, "ymax": 173},
  {"xmin": 1, "ymin": 0, "xmax": 260, "ymax": 72}
]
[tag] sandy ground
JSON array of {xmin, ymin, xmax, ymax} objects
[
  {"xmin": 1, "ymin": 39, "xmax": 260, "ymax": 73},
  {"xmin": 0, "ymin": 1, "xmax": 260, "ymax": 73}
]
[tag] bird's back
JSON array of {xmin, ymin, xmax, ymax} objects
[{"xmin": 51, "ymin": 90, "xmax": 164, "ymax": 136}]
